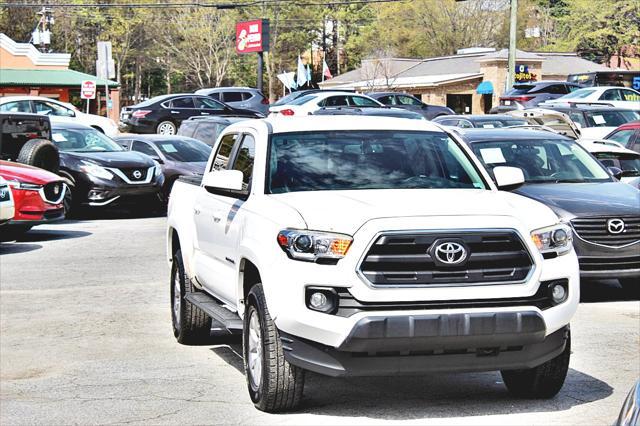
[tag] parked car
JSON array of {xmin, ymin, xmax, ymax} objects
[
  {"xmin": 177, "ymin": 116, "xmax": 254, "ymax": 147},
  {"xmin": 168, "ymin": 116, "xmax": 579, "ymax": 412},
  {"xmin": 119, "ymin": 94, "xmax": 263, "ymax": 135},
  {"xmin": 460, "ymin": 128, "xmax": 640, "ymax": 291},
  {"xmin": 49, "ymin": 123, "xmax": 164, "ymax": 213},
  {"xmin": 114, "ymin": 134, "xmax": 212, "ymax": 198},
  {"xmin": 0, "ymin": 112, "xmax": 59, "ymax": 173},
  {"xmin": 312, "ymin": 106, "xmax": 425, "ymax": 120},
  {"xmin": 0, "ymin": 160, "xmax": 65, "ymax": 236},
  {"xmin": 539, "ymin": 86, "xmax": 640, "ymax": 110},
  {"xmin": 579, "ymin": 140, "xmax": 640, "ymax": 188},
  {"xmin": 536, "ymin": 105, "xmax": 640, "ymax": 140},
  {"xmin": 0, "ymin": 95, "xmax": 119, "ymax": 137},
  {"xmin": 0, "ymin": 176, "xmax": 15, "ymax": 225},
  {"xmin": 269, "ymin": 91, "xmax": 385, "ymax": 116},
  {"xmin": 366, "ymin": 92, "xmax": 454, "ymax": 119},
  {"xmin": 605, "ymin": 121, "xmax": 640, "ymax": 153},
  {"xmin": 493, "ymin": 81, "xmax": 584, "ymax": 113},
  {"xmin": 432, "ymin": 114, "xmax": 528, "ymax": 129},
  {"xmin": 194, "ymin": 87, "xmax": 269, "ymax": 116},
  {"xmin": 270, "ymin": 89, "xmax": 355, "ymax": 108}
]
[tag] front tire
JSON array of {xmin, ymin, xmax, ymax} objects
[
  {"xmin": 501, "ymin": 330, "xmax": 571, "ymax": 398},
  {"xmin": 244, "ymin": 283, "xmax": 304, "ymax": 412},
  {"xmin": 156, "ymin": 120, "xmax": 177, "ymax": 135},
  {"xmin": 171, "ymin": 249, "xmax": 212, "ymax": 344}
]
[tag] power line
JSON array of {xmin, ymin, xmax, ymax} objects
[{"xmin": 0, "ymin": 0, "xmax": 406, "ymax": 7}]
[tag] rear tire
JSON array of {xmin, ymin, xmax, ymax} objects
[
  {"xmin": 171, "ymin": 249, "xmax": 212, "ymax": 344},
  {"xmin": 501, "ymin": 330, "xmax": 571, "ymax": 398},
  {"xmin": 244, "ymin": 283, "xmax": 304, "ymax": 412},
  {"xmin": 156, "ymin": 120, "xmax": 177, "ymax": 135},
  {"xmin": 17, "ymin": 139, "xmax": 59, "ymax": 173}
]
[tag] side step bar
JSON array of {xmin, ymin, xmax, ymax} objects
[{"xmin": 185, "ymin": 292, "xmax": 243, "ymax": 332}]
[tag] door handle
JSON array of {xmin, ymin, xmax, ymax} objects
[
  {"xmin": 200, "ymin": 112, "xmax": 210, "ymax": 115},
  {"xmin": 171, "ymin": 110, "xmax": 180, "ymax": 114}
]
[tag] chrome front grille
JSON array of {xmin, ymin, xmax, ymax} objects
[
  {"xmin": 571, "ymin": 216, "xmax": 640, "ymax": 247},
  {"xmin": 358, "ymin": 230, "xmax": 534, "ymax": 287},
  {"xmin": 41, "ymin": 182, "xmax": 64, "ymax": 204}
]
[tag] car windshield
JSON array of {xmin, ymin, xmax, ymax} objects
[
  {"xmin": 272, "ymin": 92, "xmax": 313, "ymax": 106},
  {"xmin": 584, "ymin": 110, "xmax": 640, "ymax": 128},
  {"xmin": 267, "ymin": 130, "xmax": 488, "ymax": 193},
  {"xmin": 474, "ymin": 119, "xmax": 527, "ymax": 128},
  {"xmin": 594, "ymin": 152, "xmax": 640, "ymax": 176},
  {"xmin": 470, "ymin": 138, "xmax": 611, "ymax": 183},
  {"xmin": 51, "ymin": 128, "xmax": 124, "ymax": 152},
  {"xmin": 560, "ymin": 89, "xmax": 597, "ymax": 99},
  {"xmin": 506, "ymin": 85, "xmax": 535, "ymax": 95},
  {"xmin": 288, "ymin": 95, "xmax": 318, "ymax": 106},
  {"xmin": 155, "ymin": 138, "xmax": 212, "ymax": 162}
]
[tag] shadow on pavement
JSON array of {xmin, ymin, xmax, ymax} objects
[
  {"xmin": 69, "ymin": 205, "xmax": 166, "ymax": 221},
  {"xmin": 13, "ymin": 229, "xmax": 92, "ymax": 243},
  {"xmin": 211, "ymin": 336, "xmax": 613, "ymax": 419},
  {"xmin": 0, "ymin": 242, "xmax": 42, "ymax": 255}
]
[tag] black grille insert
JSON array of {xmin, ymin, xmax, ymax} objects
[
  {"xmin": 579, "ymin": 255, "xmax": 640, "ymax": 272},
  {"xmin": 119, "ymin": 167, "xmax": 149, "ymax": 182},
  {"xmin": 359, "ymin": 231, "xmax": 533, "ymax": 286},
  {"xmin": 571, "ymin": 216, "xmax": 640, "ymax": 247},
  {"xmin": 42, "ymin": 182, "xmax": 63, "ymax": 203}
]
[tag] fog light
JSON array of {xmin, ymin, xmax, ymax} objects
[
  {"xmin": 309, "ymin": 292, "xmax": 328, "ymax": 310},
  {"xmin": 87, "ymin": 190, "xmax": 107, "ymax": 200},
  {"xmin": 305, "ymin": 287, "xmax": 338, "ymax": 314},
  {"xmin": 551, "ymin": 284, "xmax": 566, "ymax": 303}
]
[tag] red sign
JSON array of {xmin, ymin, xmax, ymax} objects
[
  {"xmin": 236, "ymin": 19, "xmax": 269, "ymax": 54},
  {"xmin": 80, "ymin": 80, "xmax": 97, "ymax": 100}
]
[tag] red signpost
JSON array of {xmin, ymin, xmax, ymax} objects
[
  {"xmin": 80, "ymin": 80, "xmax": 96, "ymax": 114},
  {"xmin": 236, "ymin": 19, "xmax": 269, "ymax": 92}
]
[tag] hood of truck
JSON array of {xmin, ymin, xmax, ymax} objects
[{"xmin": 270, "ymin": 188, "xmax": 558, "ymax": 235}]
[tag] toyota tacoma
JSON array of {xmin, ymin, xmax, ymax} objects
[{"xmin": 166, "ymin": 116, "xmax": 579, "ymax": 412}]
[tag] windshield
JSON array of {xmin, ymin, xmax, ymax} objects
[
  {"xmin": 506, "ymin": 85, "xmax": 535, "ymax": 95},
  {"xmin": 474, "ymin": 119, "xmax": 527, "ymax": 128},
  {"xmin": 273, "ymin": 92, "xmax": 315, "ymax": 106},
  {"xmin": 584, "ymin": 110, "xmax": 640, "ymax": 128},
  {"xmin": 51, "ymin": 128, "xmax": 124, "ymax": 152},
  {"xmin": 594, "ymin": 152, "xmax": 640, "ymax": 176},
  {"xmin": 287, "ymin": 94, "xmax": 318, "ymax": 106},
  {"xmin": 267, "ymin": 130, "xmax": 488, "ymax": 193},
  {"xmin": 560, "ymin": 89, "xmax": 596, "ymax": 99},
  {"xmin": 155, "ymin": 138, "xmax": 211, "ymax": 162},
  {"xmin": 470, "ymin": 138, "xmax": 611, "ymax": 183}
]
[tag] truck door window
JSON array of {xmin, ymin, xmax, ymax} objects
[
  {"xmin": 231, "ymin": 135, "xmax": 256, "ymax": 194},
  {"xmin": 212, "ymin": 134, "xmax": 238, "ymax": 171}
]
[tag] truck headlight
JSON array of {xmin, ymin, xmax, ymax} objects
[
  {"xmin": 277, "ymin": 229, "xmax": 352, "ymax": 263},
  {"xmin": 531, "ymin": 224, "xmax": 573, "ymax": 257},
  {"xmin": 80, "ymin": 161, "xmax": 114, "ymax": 180}
]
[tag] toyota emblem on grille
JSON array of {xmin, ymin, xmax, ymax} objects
[
  {"xmin": 607, "ymin": 218, "xmax": 625, "ymax": 234},
  {"xmin": 132, "ymin": 170, "xmax": 142, "ymax": 179},
  {"xmin": 433, "ymin": 241, "xmax": 468, "ymax": 265}
]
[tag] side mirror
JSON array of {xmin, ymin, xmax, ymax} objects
[
  {"xmin": 152, "ymin": 156, "xmax": 164, "ymax": 164},
  {"xmin": 607, "ymin": 166, "xmax": 623, "ymax": 180},
  {"xmin": 493, "ymin": 166, "xmax": 525, "ymax": 190},
  {"xmin": 202, "ymin": 169, "xmax": 243, "ymax": 191}
]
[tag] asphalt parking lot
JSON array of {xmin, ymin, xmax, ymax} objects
[{"xmin": 1, "ymin": 214, "xmax": 638, "ymax": 425}]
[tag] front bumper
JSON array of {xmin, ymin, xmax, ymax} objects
[
  {"xmin": 573, "ymin": 237, "xmax": 640, "ymax": 279},
  {"xmin": 75, "ymin": 173, "xmax": 164, "ymax": 207},
  {"xmin": 118, "ymin": 118, "xmax": 157, "ymax": 134},
  {"xmin": 281, "ymin": 317, "xmax": 568, "ymax": 377}
]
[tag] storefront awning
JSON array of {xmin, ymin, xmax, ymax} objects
[
  {"xmin": 476, "ymin": 81, "xmax": 493, "ymax": 94},
  {"xmin": 0, "ymin": 69, "xmax": 118, "ymax": 88}
]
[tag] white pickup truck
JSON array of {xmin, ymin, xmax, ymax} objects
[{"xmin": 166, "ymin": 116, "xmax": 579, "ymax": 412}]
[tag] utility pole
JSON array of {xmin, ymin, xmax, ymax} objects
[
  {"xmin": 507, "ymin": 0, "xmax": 518, "ymax": 90},
  {"xmin": 32, "ymin": 7, "xmax": 53, "ymax": 53}
]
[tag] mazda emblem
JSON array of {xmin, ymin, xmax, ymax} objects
[
  {"xmin": 132, "ymin": 170, "xmax": 142, "ymax": 179},
  {"xmin": 53, "ymin": 185, "xmax": 60, "ymax": 195},
  {"xmin": 607, "ymin": 218, "xmax": 625, "ymax": 234},
  {"xmin": 434, "ymin": 242, "xmax": 468, "ymax": 265}
]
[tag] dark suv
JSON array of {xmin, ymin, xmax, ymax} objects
[
  {"xmin": 367, "ymin": 92, "xmax": 454, "ymax": 119},
  {"xmin": 458, "ymin": 128, "xmax": 639, "ymax": 292},
  {"xmin": 494, "ymin": 81, "xmax": 583, "ymax": 113},
  {"xmin": 177, "ymin": 116, "xmax": 256, "ymax": 147}
]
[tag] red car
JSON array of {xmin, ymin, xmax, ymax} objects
[
  {"xmin": 0, "ymin": 160, "xmax": 66, "ymax": 235},
  {"xmin": 605, "ymin": 120, "xmax": 640, "ymax": 153}
]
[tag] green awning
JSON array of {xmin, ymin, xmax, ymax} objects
[{"xmin": 0, "ymin": 68, "xmax": 118, "ymax": 88}]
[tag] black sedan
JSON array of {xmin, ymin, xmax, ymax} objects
[
  {"xmin": 433, "ymin": 114, "xmax": 528, "ymax": 129},
  {"xmin": 114, "ymin": 135, "xmax": 211, "ymax": 197},
  {"xmin": 458, "ymin": 128, "xmax": 640, "ymax": 292},
  {"xmin": 50, "ymin": 123, "xmax": 164, "ymax": 213},
  {"xmin": 366, "ymin": 92, "xmax": 454, "ymax": 120},
  {"xmin": 119, "ymin": 94, "xmax": 263, "ymax": 135}
]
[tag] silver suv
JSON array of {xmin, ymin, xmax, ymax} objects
[{"xmin": 194, "ymin": 87, "xmax": 269, "ymax": 115}]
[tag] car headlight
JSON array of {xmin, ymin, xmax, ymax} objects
[
  {"xmin": 6, "ymin": 180, "xmax": 41, "ymax": 190},
  {"xmin": 80, "ymin": 161, "xmax": 114, "ymax": 180},
  {"xmin": 531, "ymin": 224, "xmax": 573, "ymax": 257},
  {"xmin": 153, "ymin": 161, "xmax": 163, "ymax": 177},
  {"xmin": 277, "ymin": 229, "xmax": 353, "ymax": 263}
]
